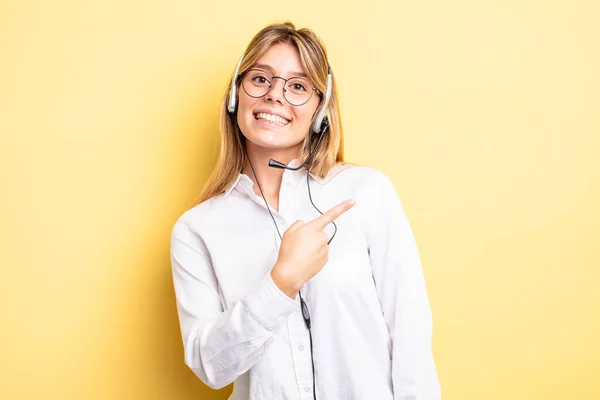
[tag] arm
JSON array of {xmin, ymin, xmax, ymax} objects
[
  {"xmin": 365, "ymin": 173, "xmax": 441, "ymax": 399},
  {"xmin": 170, "ymin": 218, "xmax": 298, "ymax": 389}
]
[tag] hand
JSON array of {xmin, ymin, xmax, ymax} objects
[{"xmin": 271, "ymin": 199, "xmax": 356, "ymax": 298}]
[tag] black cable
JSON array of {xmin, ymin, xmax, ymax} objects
[
  {"xmin": 243, "ymin": 145, "xmax": 324, "ymax": 400},
  {"xmin": 306, "ymin": 167, "xmax": 337, "ymax": 245},
  {"xmin": 245, "ymin": 146, "xmax": 284, "ymax": 241}
]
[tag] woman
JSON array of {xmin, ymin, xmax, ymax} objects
[{"xmin": 170, "ymin": 22, "xmax": 441, "ymax": 399}]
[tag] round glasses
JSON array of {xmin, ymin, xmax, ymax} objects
[{"xmin": 240, "ymin": 68, "xmax": 319, "ymax": 106}]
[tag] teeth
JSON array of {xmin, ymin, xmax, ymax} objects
[{"xmin": 255, "ymin": 112, "xmax": 289, "ymax": 125}]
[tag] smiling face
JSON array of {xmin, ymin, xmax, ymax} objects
[{"xmin": 236, "ymin": 42, "xmax": 321, "ymax": 156}]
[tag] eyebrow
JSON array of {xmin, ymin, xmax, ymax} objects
[{"xmin": 252, "ymin": 63, "xmax": 308, "ymax": 78}]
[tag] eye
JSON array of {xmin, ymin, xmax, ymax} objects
[
  {"xmin": 254, "ymin": 76, "xmax": 268, "ymax": 84},
  {"xmin": 247, "ymin": 70, "xmax": 270, "ymax": 86},
  {"xmin": 291, "ymin": 82, "xmax": 307, "ymax": 91}
]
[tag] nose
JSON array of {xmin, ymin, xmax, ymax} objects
[{"xmin": 264, "ymin": 77, "xmax": 286, "ymax": 105}]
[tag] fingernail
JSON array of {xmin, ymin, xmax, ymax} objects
[{"xmin": 348, "ymin": 199, "xmax": 356, "ymax": 205}]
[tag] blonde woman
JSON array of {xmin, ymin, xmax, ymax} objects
[{"xmin": 170, "ymin": 22, "xmax": 441, "ymax": 400}]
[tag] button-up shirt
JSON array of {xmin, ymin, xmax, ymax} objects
[{"xmin": 170, "ymin": 159, "xmax": 441, "ymax": 399}]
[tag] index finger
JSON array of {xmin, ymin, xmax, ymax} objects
[{"xmin": 308, "ymin": 199, "xmax": 356, "ymax": 230}]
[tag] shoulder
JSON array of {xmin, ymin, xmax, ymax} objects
[
  {"xmin": 326, "ymin": 163, "xmax": 403, "ymax": 218},
  {"xmin": 325, "ymin": 162, "xmax": 396, "ymax": 192}
]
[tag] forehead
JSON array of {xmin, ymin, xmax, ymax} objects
[{"xmin": 253, "ymin": 42, "xmax": 306, "ymax": 77}]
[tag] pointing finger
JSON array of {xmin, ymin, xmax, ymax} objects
[{"xmin": 309, "ymin": 199, "xmax": 355, "ymax": 230}]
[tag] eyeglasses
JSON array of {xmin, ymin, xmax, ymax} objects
[{"xmin": 240, "ymin": 68, "xmax": 319, "ymax": 106}]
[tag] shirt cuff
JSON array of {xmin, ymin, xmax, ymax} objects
[{"xmin": 243, "ymin": 271, "xmax": 299, "ymax": 331}]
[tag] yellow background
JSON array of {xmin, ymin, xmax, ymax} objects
[{"xmin": 1, "ymin": 1, "xmax": 598, "ymax": 399}]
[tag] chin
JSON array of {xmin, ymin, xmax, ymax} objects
[
  {"xmin": 253, "ymin": 137, "xmax": 291, "ymax": 149},
  {"xmin": 244, "ymin": 131, "xmax": 300, "ymax": 150}
]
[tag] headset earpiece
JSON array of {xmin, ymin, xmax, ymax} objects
[
  {"xmin": 228, "ymin": 54, "xmax": 245, "ymax": 114},
  {"xmin": 310, "ymin": 66, "xmax": 333, "ymax": 134},
  {"xmin": 317, "ymin": 116, "xmax": 329, "ymax": 135}
]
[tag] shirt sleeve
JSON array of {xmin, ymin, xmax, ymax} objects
[
  {"xmin": 365, "ymin": 172, "xmax": 441, "ymax": 400},
  {"xmin": 170, "ymin": 217, "xmax": 298, "ymax": 390}
]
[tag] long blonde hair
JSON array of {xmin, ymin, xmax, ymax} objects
[{"xmin": 193, "ymin": 22, "xmax": 345, "ymax": 206}]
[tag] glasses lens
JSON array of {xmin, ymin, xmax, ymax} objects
[
  {"xmin": 242, "ymin": 69, "xmax": 271, "ymax": 98},
  {"xmin": 241, "ymin": 69, "xmax": 315, "ymax": 106},
  {"xmin": 284, "ymin": 77, "xmax": 314, "ymax": 106}
]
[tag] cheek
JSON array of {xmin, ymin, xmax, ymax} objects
[
  {"xmin": 295, "ymin": 110, "xmax": 312, "ymax": 130},
  {"xmin": 295, "ymin": 101, "xmax": 320, "ymax": 130},
  {"xmin": 236, "ymin": 97, "xmax": 256, "ymax": 129}
]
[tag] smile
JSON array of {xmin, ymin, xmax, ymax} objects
[{"xmin": 254, "ymin": 112, "xmax": 290, "ymax": 126}]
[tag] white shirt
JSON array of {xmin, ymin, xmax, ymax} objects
[{"xmin": 170, "ymin": 159, "xmax": 441, "ymax": 400}]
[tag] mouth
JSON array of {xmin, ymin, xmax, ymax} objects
[{"xmin": 253, "ymin": 112, "xmax": 290, "ymax": 127}]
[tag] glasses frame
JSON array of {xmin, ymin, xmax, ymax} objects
[{"xmin": 239, "ymin": 68, "xmax": 321, "ymax": 107}]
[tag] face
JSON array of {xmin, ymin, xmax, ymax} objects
[{"xmin": 236, "ymin": 42, "xmax": 320, "ymax": 156}]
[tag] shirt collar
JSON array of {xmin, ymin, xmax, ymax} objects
[{"xmin": 223, "ymin": 158, "xmax": 333, "ymax": 198}]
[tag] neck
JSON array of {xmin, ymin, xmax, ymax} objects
[{"xmin": 242, "ymin": 143, "xmax": 300, "ymax": 197}]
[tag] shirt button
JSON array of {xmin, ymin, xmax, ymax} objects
[
  {"xmin": 304, "ymin": 387, "xmax": 311, "ymax": 393},
  {"xmin": 298, "ymin": 345, "xmax": 304, "ymax": 351}
]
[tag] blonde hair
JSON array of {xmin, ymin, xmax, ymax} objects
[{"xmin": 193, "ymin": 22, "xmax": 345, "ymax": 206}]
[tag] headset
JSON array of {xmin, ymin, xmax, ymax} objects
[
  {"xmin": 226, "ymin": 52, "xmax": 334, "ymax": 400},
  {"xmin": 227, "ymin": 53, "xmax": 332, "ymax": 136}
]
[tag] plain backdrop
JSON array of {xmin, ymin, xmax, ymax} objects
[{"xmin": 1, "ymin": 1, "xmax": 599, "ymax": 399}]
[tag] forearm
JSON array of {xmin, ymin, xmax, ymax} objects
[{"xmin": 179, "ymin": 271, "xmax": 298, "ymax": 389}]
